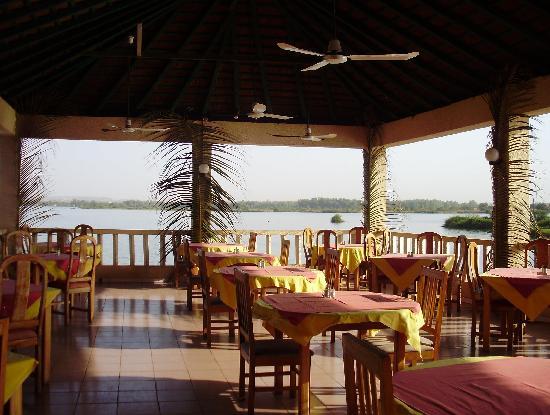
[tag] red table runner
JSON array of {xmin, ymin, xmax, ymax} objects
[
  {"xmin": 205, "ymin": 252, "xmax": 276, "ymax": 266},
  {"xmin": 486, "ymin": 268, "xmax": 550, "ymax": 298},
  {"xmin": 264, "ymin": 291, "xmax": 420, "ymax": 325},
  {"xmin": 379, "ymin": 254, "xmax": 450, "ymax": 276},
  {"xmin": 219, "ymin": 265, "xmax": 319, "ymax": 283},
  {"xmin": 393, "ymin": 356, "xmax": 550, "ymax": 415},
  {"xmin": 37, "ymin": 253, "xmax": 81, "ymax": 277},
  {"xmin": 1, "ymin": 279, "xmax": 42, "ymax": 318}
]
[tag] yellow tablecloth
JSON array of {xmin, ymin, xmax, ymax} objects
[
  {"xmin": 215, "ymin": 265, "xmax": 326, "ymax": 309},
  {"xmin": 35, "ymin": 252, "xmax": 100, "ymax": 282},
  {"xmin": 187, "ymin": 242, "xmax": 246, "ymax": 264},
  {"xmin": 253, "ymin": 293, "xmax": 424, "ymax": 351},
  {"xmin": 5, "ymin": 352, "xmax": 37, "ymax": 403},
  {"xmin": 481, "ymin": 268, "xmax": 550, "ymax": 320},
  {"xmin": 26, "ymin": 287, "xmax": 61, "ymax": 319},
  {"xmin": 311, "ymin": 244, "xmax": 365, "ymax": 273},
  {"xmin": 394, "ymin": 356, "xmax": 509, "ymax": 415},
  {"xmin": 32, "ymin": 242, "xmax": 102, "ymax": 257},
  {"xmin": 370, "ymin": 254, "xmax": 455, "ymax": 292}
]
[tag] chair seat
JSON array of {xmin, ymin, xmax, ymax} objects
[
  {"xmin": 8, "ymin": 329, "xmax": 38, "ymax": 344},
  {"xmin": 5, "ymin": 352, "xmax": 37, "ymax": 403},
  {"xmin": 366, "ymin": 330, "xmax": 434, "ymax": 354},
  {"xmin": 50, "ymin": 279, "xmax": 91, "ymax": 290},
  {"xmin": 242, "ymin": 339, "xmax": 305, "ymax": 357}
]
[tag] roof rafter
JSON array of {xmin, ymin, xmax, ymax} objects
[
  {"xmin": 250, "ymin": 0, "xmax": 271, "ymax": 111},
  {"xmin": 136, "ymin": 0, "xmax": 221, "ymax": 111}
]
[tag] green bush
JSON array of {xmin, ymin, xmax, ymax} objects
[
  {"xmin": 330, "ymin": 214, "xmax": 344, "ymax": 224},
  {"xmin": 443, "ymin": 216, "xmax": 492, "ymax": 231}
]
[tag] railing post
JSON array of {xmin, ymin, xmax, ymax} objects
[
  {"xmin": 97, "ymin": 234, "xmax": 103, "ymax": 263},
  {"xmin": 294, "ymin": 234, "xmax": 301, "ymax": 265},
  {"xmin": 160, "ymin": 233, "xmax": 167, "ymax": 266},
  {"xmin": 129, "ymin": 234, "xmax": 135, "ymax": 266},
  {"xmin": 112, "ymin": 233, "xmax": 118, "ymax": 266},
  {"xmin": 265, "ymin": 234, "xmax": 272, "ymax": 254},
  {"xmin": 143, "ymin": 234, "xmax": 149, "ymax": 267}
]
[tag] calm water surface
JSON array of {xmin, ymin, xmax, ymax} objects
[{"xmin": 41, "ymin": 208, "xmax": 490, "ymax": 265}]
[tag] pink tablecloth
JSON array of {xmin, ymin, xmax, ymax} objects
[
  {"xmin": 393, "ymin": 356, "xmax": 550, "ymax": 415},
  {"xmin": 218, "ymin": 265, "xmax": 319, "ymax": 283},
  {"xmin": 264, "ymin": 291, "xmax": 420, "ymax": 325},
  {"xmin": 1, "ymin": 280, "xmax": 42, "ymax": 318},
  {"xmin": 379, "ymin": 254, "xmax": 451, "ymax": 276},
  {"xmin": 485, "ymin": 267, "xmax": 550, "ymax": 298}
]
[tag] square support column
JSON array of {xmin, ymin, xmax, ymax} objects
[{"xmin": 0, "ymin": 134, "xmax": 21, "ymax": 231}]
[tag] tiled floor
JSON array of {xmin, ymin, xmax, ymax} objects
[{"xmin": 24, "ymin": 284, "xmax": 550, "ymax": 414}]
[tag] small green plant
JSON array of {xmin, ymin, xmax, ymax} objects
[{"xmin": 331, "ymin": 214, "xmax": 344, "ymax": 224}]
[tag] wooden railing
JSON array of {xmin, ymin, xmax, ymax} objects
[{"xmin": 28, "ymin": 228, "xmax": 493, "ymax": 281}]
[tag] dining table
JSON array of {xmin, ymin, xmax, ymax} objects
[
  {"xmin": 32, "ymin": 241, "xmax": 102, "ymax": 257},
  {"xmin": 1, "ymin": 280, "xmax": 61, "ymax": 384},
  {"xmin": 216, "ymin": 265, "xmax": 326, "ymax": 309},
  {"xmin": 34, "ymin": 251, "xmax": 99, "ymax": 281},
  {"xmin": 253, "ymin": 291, "xmax": 424, "ymax": 414},
  {"xmin": 187, "ymin": 242, "xmax": 246, "ymax": 263},
  {"xmin": 481, "ymin": 267, "xmax": 550, "ymax": 352},
  {"xmin": 393, "ymin": 356, "xmax": 550, "ymax": 414},
  {"xmin": 311, "ymin": 244, "xmax": 366, "ymax": 287},
  {"xmin": 370, "ymin": 253, "xmax": 455, "ymax": 293},
  {"xmin": 203, "ymin": 252, "xmax": 280, "ymax": 304}
]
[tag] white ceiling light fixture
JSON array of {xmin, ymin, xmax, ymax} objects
[
  {"xmin": 485, "ymin": 147, "xmax": 500, "ymax": 165},
  {"xmin": 247, "ymin": 102, "xmax": 293, "ymax": 120},
  {"xmin": 271, "ymin": 123, "xmax": 337, "ymax": 142},
  {"xmin": 198, "ymin": 163, "xmax": 210, "ymax": 174}
]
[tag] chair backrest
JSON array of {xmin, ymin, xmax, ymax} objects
[
  {"xmin": 67, "ymin": 235, "xmax": 98, "ymax": 281},
  {"xmin": 417, "ymin": 266, "xmax": 448, "ymax": 359},
  {"xmin": 303, "ymin": 228, "xmax": 314, "ymax": 266},
  {"xmin": 46, "ymin": 228, "xmax": 73, "ymax": 253},
  {"xmin": 464, "ymin": 241, "xmax": 482, "ymax": 300},
  {"xmin": 198, "ymin": 251, "xmax": 211, "ymax": 304},
  {"xmin": 235, "ymin": 268, "xmax": 255, "ymax": 349},
  {"xmin": 325, "ymin": 248, "xmax": 341, "ymax": 290},
  {"xmin": 0, "ymin": 318, "xmax": 8, "ymax": 407},
  {"xmin": 416, "ymin": 232, "xmax": 443, "ymax": 254},
  {"xmin": 73, "ymin": 224, "xmax": 94, "ymax": 237},
  {"xmin": 316, "ymin": 230, "xmax": 338, "ymax": 251},
  {"xmin": 0, "ymin": 254, "xmax": 48, "ymax": 332},
  {"xmin": 524, "ymin": 238, "xmax": 550, "ymax": 268},
  {"xmin": 171, "ymin": 230, "xmax": 186, "ymax": 259},
  {"xmin": 451, "ymin": 235, "xmax": 468, "ymax": 278},
  {"xmin": 280, "ymin": 239, "xmax": 290, "ymax": 266},
  {"xmin": 349, "ymin": 227, "xmax": 366, "ymax": 244},
  {"xmin": 3, "ymin": 231, "xmax": 32, "ymax": 257},
  {"xmin": 363, "ymin": 233, "xmax": 378, "ymax": 259},
  {"xmin": 342, "ymin": 333, "xmax": 395, "ymax": 415},
  {"xmin": 248, "ymin": 232, "xmax": 257, "ymax": 252}
]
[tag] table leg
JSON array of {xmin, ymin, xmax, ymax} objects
[
  {"xmin": 371, "ymin": 264, "xmax": 379, "ymax": 292},
  {"xmin": 482, "ymin": 282, "xmax": 491, "ymax": 353},
  {"xmin": 298, "ymin": 343, "xmax": 311, "ymax": 415},
  {"xmin": 353, "ymin": 268, "xmax": 360, "ymax": 290},
  {"xmin": 393, "ymin": 331, "xmax": 405, "ymax": 372},
  {"xmin": 274, "ymin": 328, "xmax": 283, "ymax": 395},
  {"xmin": 43, "ymin": 303, "xmax": 52, "ymax": 384}
]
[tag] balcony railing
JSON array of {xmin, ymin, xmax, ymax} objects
[{"xmin": 28, "ymin": 228, "xmax": 493, "ymax": 282}]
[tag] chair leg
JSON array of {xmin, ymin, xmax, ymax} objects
[
  {"xmin": 446, "ymin": 276, "xmax": 454, "ymax": 317},
  {"xmin": 229, "ymin": 311, "xmax": 236, "ymax": 338},
  {"xmin": 471, "ymin": 307, "xmax": 477, "ymax": 349},
  {"xmin": 9, "ymin": 385, "xmax": 23, "ymax": 415},
  {"xmin": 248, "ymin": 363, "xmax": 256, "ymax": 415},
  {"xmin": 35, "ymin": 344, "xmax": 42, "ymax": 393},
  {"xmin": 88, "ymin": 289, "xmax": 94, "ymax": 323},
  {"xmin": 64, "ymin": 293, "xmax": 70, "ymax": 326},
  {"xmin": 239, "ymin": 356, "xmax": 246, "ymax": 400},
  {"xmin": 330, "ymin": 330, "xmax": 335, "ymax": 344},
  {"xmin": 187, "ymin": 282, "xmax": 193, "ymax": 311},
  {"xmin": 456, "ymin": 281, "xmax": 462, "ymax": 314},
  {"xmin": 207, "ymin": 312, "xmax": 212, "ymax": 348},
  {"xmin": 289, "ymin": 365, "xmax": 296, "ymax": 399},
  {"xmin": 506, "ymin": 310, "xmax": 514, "ymax": 351},
  {"xmin": 202, "ymin": 307, "xmax": 208, "ymax": 340}
]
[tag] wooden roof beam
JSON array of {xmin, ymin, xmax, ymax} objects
[
  {"xmin": 250, "ymin": 0, "xmax": 272, "ymax": 111},
  {"xmin": 231, "ymin": 14, "xmax": 240, "ymax": 114},
  {"xmin": 136, "ymin": 0, "xmax": 221, "ymax": 111}
]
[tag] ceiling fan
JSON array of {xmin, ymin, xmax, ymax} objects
[
  {"xmin": 272, "ymin": 124, "xmax": 337, "ymax": 142},
  {"xmin": 103, "ymin": 24, "xmax": 170, "ymax": 134},
  {"xmin": 247, "ymin": 102, "xmax": 293, "ymax": 120},
  {"xmin": 276, "ymin": 1, "xmax": 418, "ymax": 71}
]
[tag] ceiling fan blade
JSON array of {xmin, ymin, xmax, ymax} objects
[
  {"xmin": 136, "ymin": 23, "xmax": 143, "ymax": 57},
  {"xmin": 348, "ymin": 52, "xmax": 419, "ymax": 61},
  {"xmin": 133, "ymin": 127, "xmax": 170, "ymax": 132},
  {"xmin": 263, "ymin": 113, "xmax": 293, "ymax": 120},
  {"xmin": 301, "ymin": 136, "xmax": 323, "ymax": 142},
  {"xmin": 312, "ymin": 133, "xmax": 337, "ymax": 139},
  {"xmin": 277, "ymin": 42, "xmax": 323, "ymax": 57},
  {"xmin": 301, "ymin": 60, "xmax": 329, "ymax": 72},
  {"xmin": 247, "ymin": 112, "xmax": 262, "ymax": 118},
  {"xmin": 271, "ymin": 134, "xmax": 302, "ymax": 138}
]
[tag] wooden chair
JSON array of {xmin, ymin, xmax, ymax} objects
[
  {"xmin": 342, "ymin": 333, "xmax": 395, "ymax": 415},
  {"xmin": 446, "ymin": 235, "xmax": 468, "ymax": 316},
  {"xmin": 416, "ymin": 232, "xmax": 443, "ymax": 254},
  {"xmin": 248, "ymin": 232, "xmax": 257, "ymax": 252},
  {"xmin": 46, "ymin": 228, "xmax": 73, "ymax": 254},
  {"xmin": 235, "ymin": 268, "xmax": 307, "ymax": 414},
  {"xmin": 302, "ymin": 228, "xmax": 314, "ymax": 267},
  {"xmin": 357, "ymin": 233, "xmax": 378, "ymax": 290},
  {"xmin": 324, "ymin": 248, "xmax": 341, "ymax": 342},
  {"xmin": 0, "ymin": 255, "xmax": 47, "ymax": 389},
  {"xmin": 315, "ymin": 230, "xmax": 337, "ymax": 270},
  {"xmin": 364, "ymin": 266, "xmax": 448, "ymax": 366},
  {"xmin": 524, "ymin": 237, "xmax": 550, "ymax": 267},
  {"xmin": 49, "ymin": 235, "xmax": 98, "ymax": 325},
  {"xmin": 462, "ymin": 242, "xmax": 518, "ymax": 350},
  {"xmin": 0, "ymin": 318, "xmax": 37, "ymax": 415},
  {"xmin": 175, "ymin": 239, "xmax": 201, "ymax": 310},
  {"xmin": 197, "ymin": 250, "xmax": 236, "ymax": 348},
  {"xmin": 2, "ymin": 231, "xmax": 32, "ymax": 257},
  {"xmin": 279, "ymin": 239, "xmax": 290, "ymax": 266},
  {"xmin": 381, "ymin": 228, "xmax": 392, "ymax": 255},
  {"xmin": 73, "ymin": 224, "xmax": 94, "ymax": 237},
  {"xmin": 348, "ymin": 227, "xmax": 366, "ymax": 244}
]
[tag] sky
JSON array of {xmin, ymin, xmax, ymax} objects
[{"xmin": 44, "ymin": 113, "xmax": 550, "ymax": 203}]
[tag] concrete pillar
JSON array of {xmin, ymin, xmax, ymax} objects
[
  {"xmin": 0, "ymin": 97, "xmax": 19, "ymax": 231},
  {"xmin": 363, "ymin": 137, "xmax": 387, "ymax": 233},
  {"xmin": 491, "ymin": 115, "xmax": 531, "ymax": 267}
]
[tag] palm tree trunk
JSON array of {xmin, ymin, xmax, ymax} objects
[{"xmin": 363, "ymin": 125, "xmax": 387, "ymax": 233}]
